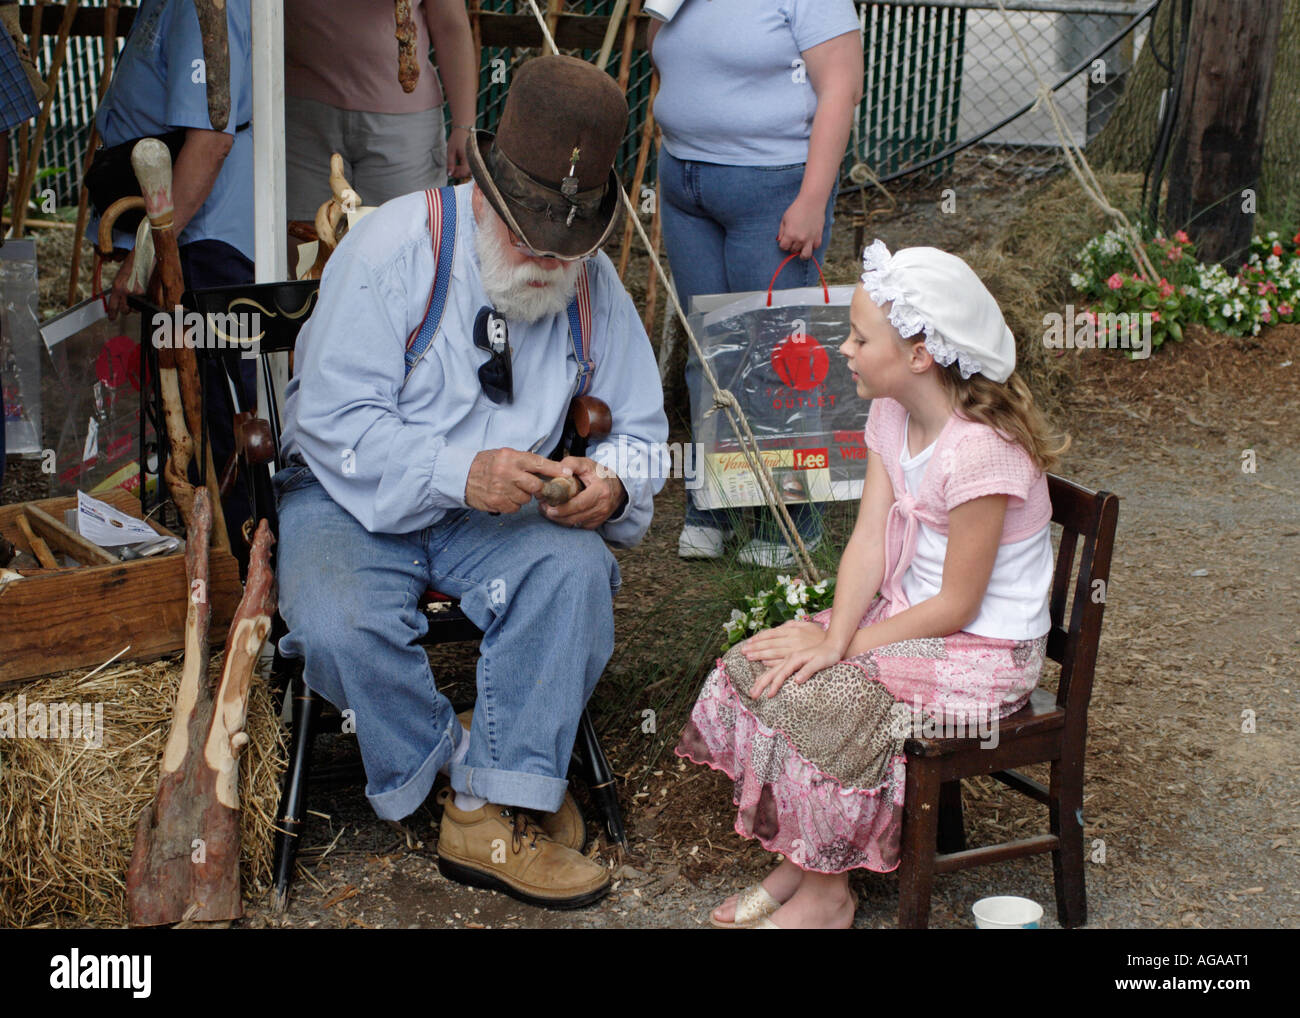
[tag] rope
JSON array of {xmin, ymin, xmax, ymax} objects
[
  {"xmin": 523, "ymin": 0, "xmax": 821, "ymax": 581},
  {"xmin": 993, "ymin": 0, "xmax": 1159, "ymax": 283}
]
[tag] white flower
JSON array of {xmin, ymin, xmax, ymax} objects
[
  {"xmin": 1069, "ymin": 272, "xmax": 1086, "ymax": 288},
  {"xmin": 775, "ymin": 574, "xmax": 791, "ymax": 588},
  {"xmin": 813, "ymin": 580, "xmax": 828, "ymax": 595},
  {"xmin": 794, "ymin": 607, "xmax": 808, "ymax": 621},
  {"xmin": 785, "ymin": 589, "xmax": 801, "ymax": 607}
]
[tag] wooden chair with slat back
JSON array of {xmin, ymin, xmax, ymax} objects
[
  {"xmin": 183, "ymin": 280, "xmax": 630, "ymax": 913},
  {"xmin": 895, "ymin": 474, "xmax": 1119, "ymax": 929}
]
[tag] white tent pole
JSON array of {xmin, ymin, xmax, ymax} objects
[{"xmin": 251, "ymin": 0, "xmax": 288, "ymax": 415}]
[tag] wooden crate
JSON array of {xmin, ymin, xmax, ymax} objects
[{"xmin": 0, "ymin": 491, "xmax": 242, "ymax": 686}]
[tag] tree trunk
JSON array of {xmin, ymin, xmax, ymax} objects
[
  {"xmin": 1261, "ymin": 0, "xmax": 1300, "ymax": 230},
  {"xmin": 1165, "ymin": 0, "xmax": 1285, "ymax": 264},
  {"xmin": 1090, "ymin": 0, "xmax": 1300, "ymax": 232}
]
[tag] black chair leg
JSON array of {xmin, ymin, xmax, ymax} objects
[
  {"xmin": 937, "ymin": 779, "xmax": 966, "ymax": 853},
  {"xmin": 574, "ymin": 708, "xmax": 627, "ymax": 848},
  {"xmin": 272, "ymin": 672, "xmax": 322, "ymax": 912}
]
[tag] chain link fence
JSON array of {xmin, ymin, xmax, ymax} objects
[{"xmin": 27, "ymin": 1, "xmax": 1158, "ymax": 213}]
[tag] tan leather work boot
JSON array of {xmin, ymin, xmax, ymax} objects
[
  {"xmin": 434, "ymin": 788, "xmax": 610, "ymax": 909},
  {"xmin": 454, "ymin": 710, "xmax": 587, "ymax": 851}
]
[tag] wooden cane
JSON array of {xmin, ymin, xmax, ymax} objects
[
  {"xmin": 596, "ymin": 0, "xmax": 629, "ymax": 71},
  {"xmin": 12, "ymin": 0, "xmax": 78, "ymax": 238},
  {"xmin": 131, "ymin": 139, "xmax": 229, "ymax": 549},
  {"xmin": 615, "ymin": 0, "xmax": 641, "ymax": 93},
  {"xmin": 642, "ymin": 132, "xmax": 664, "ymax": 335},
  {"xmin": 617, "ymin": 72, "xmax": 658, "ymax": 279},
  {"xmin": 68, "ymin": 0, "xmax": 121, "ymax": 305}
]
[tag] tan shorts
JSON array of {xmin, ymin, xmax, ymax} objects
[{"xmin": 285, "ymin": 95, "xmax": 448, "ymax": 220}]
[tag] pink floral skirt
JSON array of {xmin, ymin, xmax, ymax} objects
[{"xmin": 675, "ymin": 597, "xmax": 1046, "ymax": 874}]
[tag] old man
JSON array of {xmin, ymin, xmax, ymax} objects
[{"xmin": 274, "ymin": 56, "xmax": 668, "ymax": 908}]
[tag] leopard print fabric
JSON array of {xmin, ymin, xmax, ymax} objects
[{"xmin": 723, "ymin": 644, "xmax": 904, "ymax": 791}]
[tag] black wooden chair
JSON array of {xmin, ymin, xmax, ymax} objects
[
  {"xmin": 182, "ymin": 281, "xmax": 628, "ymax": 912},
  {"xmin": 896, "ymin": 474, "xmax": 1120, "ymax": 928}
]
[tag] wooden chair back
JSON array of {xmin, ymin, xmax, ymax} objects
[{"xmin": 1044, "ymin": 474, "xmax": 1120, "ymax": 733}]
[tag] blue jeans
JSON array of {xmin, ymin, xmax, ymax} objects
[
  {"xmin": 659, "ymin": 149, "xmax": 835, "ymax": 539},
  {"xmin": 273, "ymin": 461, "xmax": 621, "ymax": 820}
]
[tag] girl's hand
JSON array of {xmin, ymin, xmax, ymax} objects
[
  {"xmin": 745, "ymin": 623, "xmax": 845, "ymax": 700},
  {"xmin": 777, "ymin": 193, "xmax": 826, "ymax": 260},
  {"xmin": 743, "ymin": 619, "xmax": 826, "ymax": 665}
]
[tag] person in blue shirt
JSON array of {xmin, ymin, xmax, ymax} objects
[
  {"xmin": 93, "ymin": 0, "xmax": 254, "ymax": 549},
  {"xmin": 274, "ymin": 57, "xmax": 669, "ymax": 910}
]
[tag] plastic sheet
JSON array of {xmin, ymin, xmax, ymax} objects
[
  {"xmin": 1, "ymin": 239, "xmax": 41, "ymax": 456},
  {"xmin": 40, "ymin": 297, "xmax": 153, "ymax": 498},
  {"xmin": 689, "ymin": 283, "xmax": 870, "ymax": 510}
]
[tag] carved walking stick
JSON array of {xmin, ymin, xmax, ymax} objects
[
  {"xmin": 132, "ymin": 139, "xmax": 230, "ymax": 549},
  {"xmin": 127, "ymin": 494, "xmax": 277, "ymax": 925},
  {"xmin": 191, "ymin": 0, "xmax": 231, "ymax": 131}
]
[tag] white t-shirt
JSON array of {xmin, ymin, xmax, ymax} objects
[{"xmin": 898, "ymin": 419, "xmax": 1052, "ymax": 640}]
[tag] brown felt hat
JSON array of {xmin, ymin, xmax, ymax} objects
[{"xmin": 468, "ymin": 55, "xmax": 627, "ymax": 261}]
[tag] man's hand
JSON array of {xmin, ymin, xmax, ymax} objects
[
  {"xmin": 107, "ymin": 249, "xmax": 143, "ymax": 320},
  {"xmin": 465, "ymin": 448, "xmax": 567, "ymax": 514},
  {"xmin": 541, "ymin": 456, "xmax": 625, "ymax": 530}
]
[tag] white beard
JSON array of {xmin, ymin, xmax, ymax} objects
[{"xmin": 474, "ymin": 205, "xmax": 583, "ymax": 324}]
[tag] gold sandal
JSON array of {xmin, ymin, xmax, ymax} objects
[{"xmin": 710, "ymin": 882, "xmax": 782, "ymax": 929}]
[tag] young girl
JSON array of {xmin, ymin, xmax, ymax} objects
[{"xmin": 676, "ymin": 240, "xmax": 1068, "ymax": 929}]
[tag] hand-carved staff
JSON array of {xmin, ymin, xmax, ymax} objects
[
  {"xmin": 126, "ymin": 491, "xmax": 277, "ymax": 925},
  {"xmin": 191, "ymin": 0, "xmax": 231, "ymax": 132},
  {"xmin": 131, "ymin": 139, "xmax": 230, "ymax": 549}
]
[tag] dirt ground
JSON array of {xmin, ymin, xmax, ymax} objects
[{"xmin": 5, "ymin": 180, "xmax": 1298, "ymax": 930}]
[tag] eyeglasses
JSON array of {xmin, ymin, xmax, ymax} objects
[
  {"xmin": 473, "ymin": 305, "xmax": 513, "ymax": 404},
  {"xmin": 504, "ymin": 226, "xmax": 591, "ymax": 264}
]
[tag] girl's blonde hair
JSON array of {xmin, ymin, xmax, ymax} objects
[{"xmin": 933, "ymin": 362, "xmax": 1070, "ymax": 474}]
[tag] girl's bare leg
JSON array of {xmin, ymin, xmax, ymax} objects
[
  {"xmin": 766, "ymin": 870, "xmax": 856, "ymax": 929},
  {"xmin": 712, "ymin": 856, "xmax": 806, "ymax": 924}
]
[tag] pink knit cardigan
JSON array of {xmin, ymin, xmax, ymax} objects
[{"xmin": 864, "ymin": 397, "xmax": 1051, "ymax": 612}]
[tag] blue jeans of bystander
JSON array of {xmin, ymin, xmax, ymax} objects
[{"xmin": 658, "ymin": 150, "xmax": 836, "ymax": 540}]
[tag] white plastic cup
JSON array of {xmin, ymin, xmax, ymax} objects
[
  {"xmin": 972, "ymin": 896, "xmax": 1043, "ymax": 929},
  {"xmin": 644, "ymin": 0, "xmax": 688, "ymax": 21}
]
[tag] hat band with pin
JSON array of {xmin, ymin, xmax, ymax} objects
[{"xmin": 489, "ymin": 145, "xmax": 606, "ymax": 226}]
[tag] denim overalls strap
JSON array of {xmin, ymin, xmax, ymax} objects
[{"xmin": 402, "ymin": 187, "xmax": 595, "ymax": 391}]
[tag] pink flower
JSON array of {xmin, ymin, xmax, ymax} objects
[
  {"xmin": 1079, "ymin": 309, "xmax": 1097, "ymax": 326},
  {"xmin": 1273, "ymin": 242, "xmax": 1284, "ymax": 256},
  {"xmin": 1174, "ymin": 230, "xmax": 1190, "ymax": 244},
  {"xmin": 1258, "ymin": 281, "xmax": 1277, "ymax": 296},
  {"xmin": 1261, "ymin": 308, "xmax": 1272, "ymax": 323},
  {"xmin": 1166, "ymin": 247, "xmax": 1184, "ymax": 262},
  {"xmin": 1158, "ymin": 278, "xmax": 1174, "ymax": 298},
  {"xmin": 1279, "ymin": 303, "xmax": 1294, "ymax": 317},
  {"xmin": 1106, "ymin": 273, "xmax": 1124, "ymax": 290},
  {"xmin": 1150, "ymin": 311, "xmax": 1161, "ymax": 322}
]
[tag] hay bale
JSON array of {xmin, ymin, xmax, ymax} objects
[
  {"xmin": 962, "ymin": 170, "xmax": 1145, "ymax": 414},
  {"xmin": 0, "ymin": 657, "xmax": 286, "ymax": 927}
]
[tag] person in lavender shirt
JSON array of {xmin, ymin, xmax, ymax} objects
[{"xmin": 650, "ymin": 0, "xmax": 863, "ymax": 567}]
